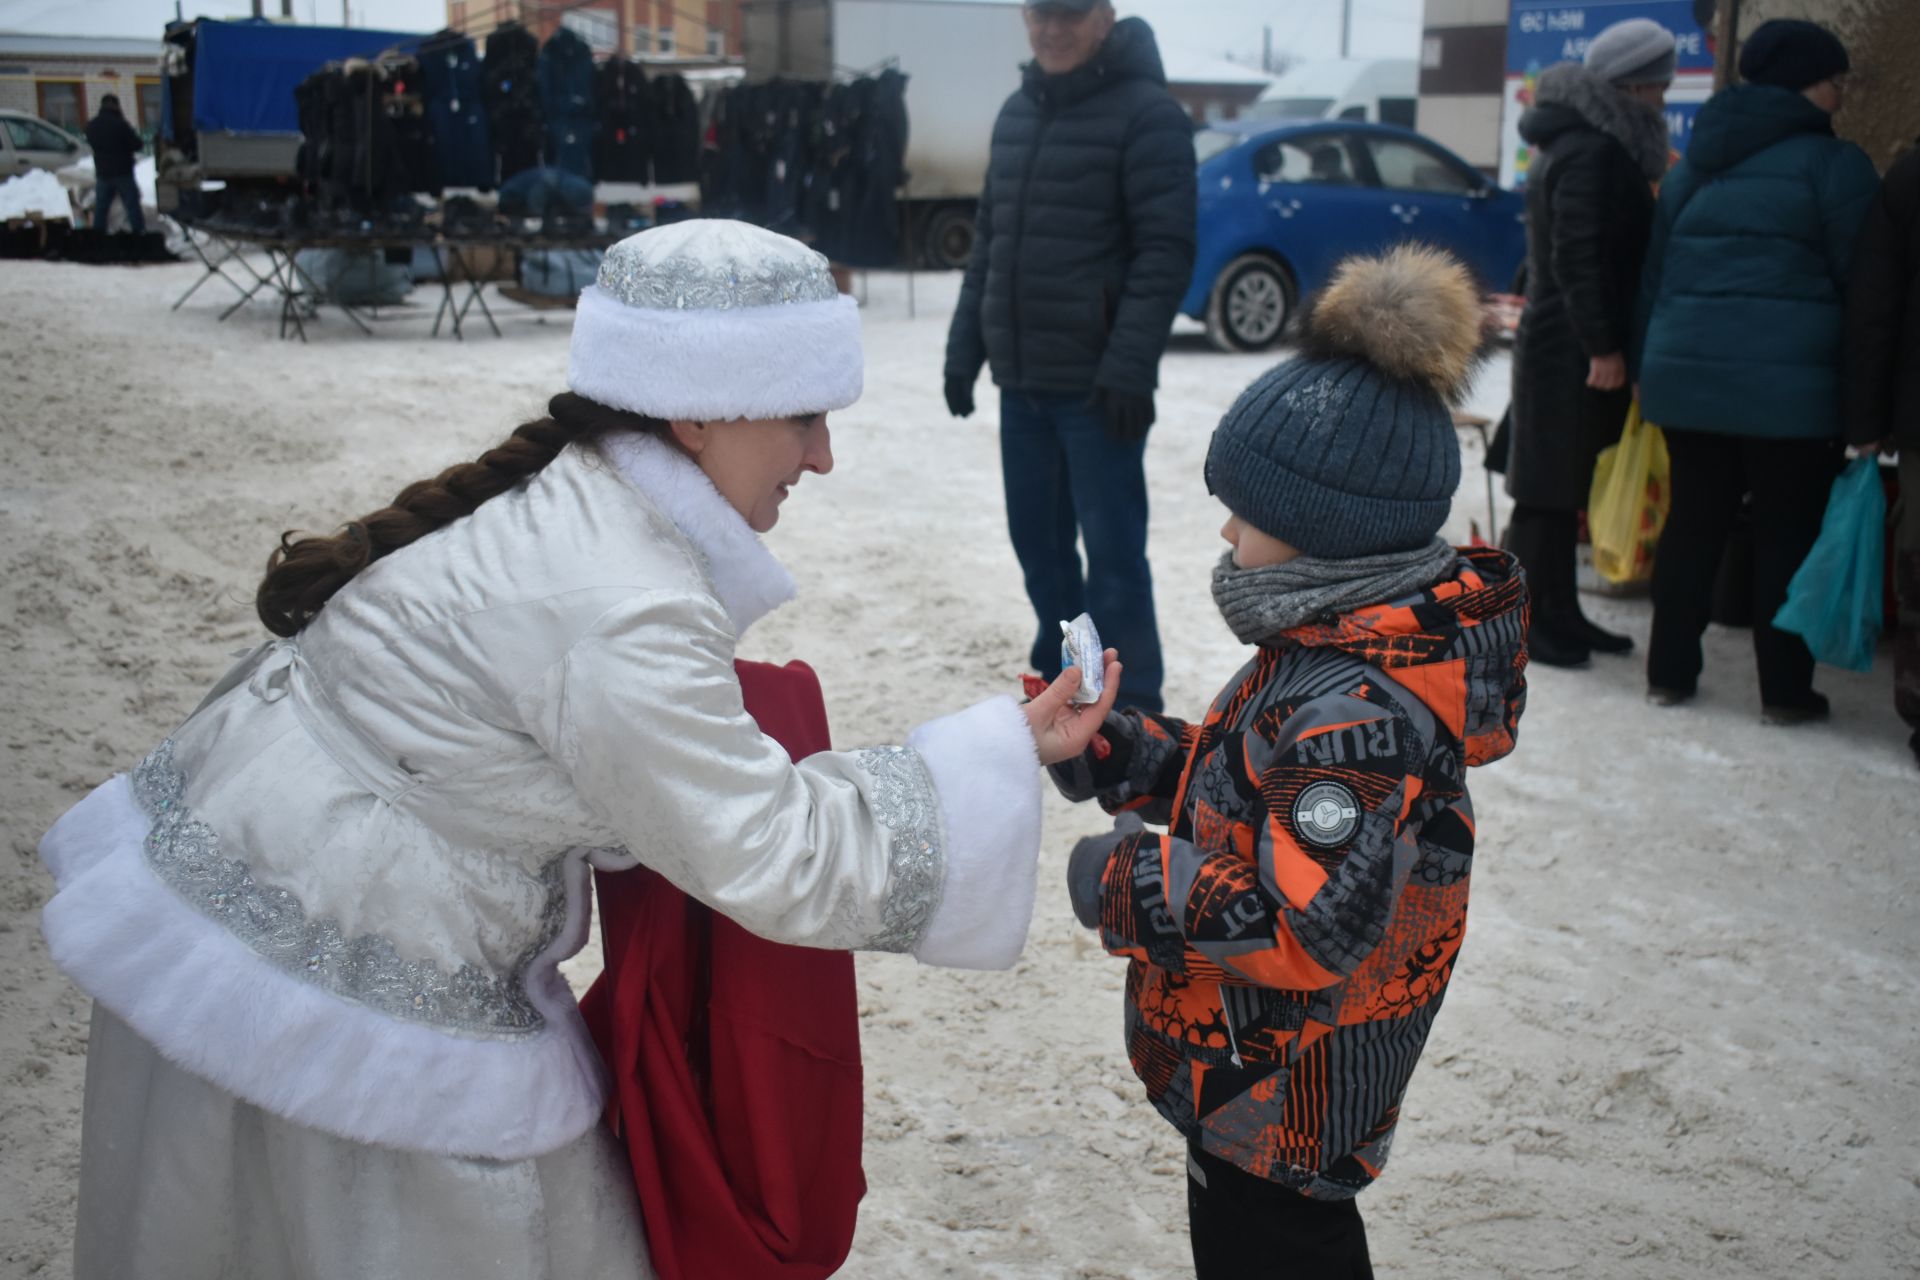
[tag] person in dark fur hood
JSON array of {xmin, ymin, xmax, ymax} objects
[
  {"xmin": 1049, "ymin": 246, "xmax": 1529, "ymax": 1279},
  {"xmin": 1506, "ymin": 19, "xmax": 1675, "ymax": 669}
]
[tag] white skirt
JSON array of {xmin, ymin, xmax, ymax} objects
[{"xmin": 74, "ymin": 1004, "xmax": 654, "ymax": 1280}]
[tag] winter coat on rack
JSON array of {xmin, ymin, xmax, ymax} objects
[
  {"xmin": 38, "ymin": 432, "xmax": 1044, "ymax": 1172},
  {"xmin": 945, "ymin": 17, "xmax": 1197, "ymax": 399},
  {"xmin": 484, "ymin": 22, "xmax": 543, "ymax": 185},
  {"xmin": 650, "ymin": 75, "xmax": 701, "ymax": 184},
  {"xmin": 1842, "ymin": 145, "xmax": 1919, "ymax": 453},
  {"xmin": 537, "ymin": 25, "xmax": 595, "ymax": 181},
  {"xmin": 1506, "ymin": 62, "xmax": 1661, "ymax": 511},
  {"xmin": 594, "ymin": 58, "xmax": 651, "ymax": 185},
  {"xmin": 418, "ymin": 29, "xmax": 493, "ymax": 190},
  {"xmin": 1634, "ymin": 84, "xmax": 1880, "ymax": 441},
  {"xmin": 837, "ymin": 68, "xmax": 909, "ymax": 268}
]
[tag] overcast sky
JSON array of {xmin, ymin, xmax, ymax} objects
[{"xmin": 0, "ymin": 0, "xmax": 1423, "ymax": 63}]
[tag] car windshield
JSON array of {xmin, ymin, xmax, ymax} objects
[
  {"xmin": 1194, "ymin": 129, "xmax": 1242, "ymax": 166},
  {"xmin": 1246, "ymin": 97, "xmax": 1336, "ymax": 122}
]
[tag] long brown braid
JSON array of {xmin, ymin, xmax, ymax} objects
[{"xmin": 255, "ymin": 392, "xmax": 666, "ymax": 637}]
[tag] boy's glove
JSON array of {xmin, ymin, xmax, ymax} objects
[
  {"xmin": 945, "ymin": 376, "xmax": 976, "ymax": 419},
  {"xmin": 1066, "ymin": 811, "xmax": 1145, "ymax": 930},
  {"xmin": 1093, "ymin": 386, "xmax": 1155, "ymax": 442}
]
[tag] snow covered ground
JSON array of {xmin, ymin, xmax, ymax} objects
[{"xmin": 1, "ymin": 257, "xmax": 1915, "ymax": 1278}]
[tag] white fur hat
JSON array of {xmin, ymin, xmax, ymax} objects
[{"xmin": 567, "ymin": 219, "xmax": 864, "ymax": 422}]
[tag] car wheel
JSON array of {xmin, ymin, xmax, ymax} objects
[
  {"xmin": 923, "ymin": 204, "xmax": 977, "ymax": 271},
  {"xmin": 1205, "ymin": 254, "xmax": 1295, "ymax": 353}
]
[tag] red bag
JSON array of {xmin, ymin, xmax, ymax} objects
[{"xmin": 578, "ymin": 660, "xmax": 865, "ymax": 1280}]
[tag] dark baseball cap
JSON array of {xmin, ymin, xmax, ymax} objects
[{"xmin": 1024, "ymin": 0, "xmax": 1101, "ymax": 11}]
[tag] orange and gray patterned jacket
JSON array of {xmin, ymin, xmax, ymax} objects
[{"xmin": 1050, "ymin": 546, "xmax": 1529, "ymax": 1199}]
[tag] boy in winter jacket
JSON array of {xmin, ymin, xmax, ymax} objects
[{"xmin": 1050, "ymin": 246, "xmax": 1530, "ymax": 1278}]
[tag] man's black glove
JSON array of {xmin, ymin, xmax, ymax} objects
[
  {"xmin": 945, "ymin": 376, "xmax": 977, "ymax": 419},
  {"xmin": 1094, "ymin": 387, "xmax": 1155, "ymax": 443},
  {"xmin": 1066, "ymin": 811, "xmax": 1146, "ymax": 930}
]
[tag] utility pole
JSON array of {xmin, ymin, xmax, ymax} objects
[
  {"xmin": 1263, "ymin": 24, "xmax": 1272, "ymax": 73},
  {"xmin": 1341, "ymin": 0, "xmax": 1351, "ymax": 59}
]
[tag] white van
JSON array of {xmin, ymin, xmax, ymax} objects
[{"xmin": 1243, "ymin": 58, "xmax": 1418, "ymax": 128}]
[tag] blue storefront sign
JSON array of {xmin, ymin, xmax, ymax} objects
[{"xmin": 1500, "ymin": 0, "xmax": 1720, "ymax": 189}]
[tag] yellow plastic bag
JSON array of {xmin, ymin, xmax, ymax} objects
[{"xmin": 1587, "ymin": 404, "xmax": 1670, "ymax": 585}]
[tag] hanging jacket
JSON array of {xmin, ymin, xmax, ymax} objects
[
  {"xmin": 1507, "ymin": 63, "xmax": 1659, "ymax": 510},
  {"xmin": 835, "ymin": 69, "xmax": 909, "ymax": 268},
  {"xmin": 1843, "ymin": 145, "xmax": 1920, "ymax": 453},
  {"xmin": 418, "ymin": 29, "xmax": 493, "ymax": 190},
  {"xmin": 944, "ymin": 17, "xmax": 1196, "ymax": 397},
  {"xmin": 650, "ymin": 75, "xmax": 702, "ymax": 184},
  {"xmin": 484, "ymin": 22, "xmax": 543, "ymax": 183},
  {"xmin": 1049, "ymin": 548, "xmax": 1529, "ymax": 1199},
  {"xmin": 537, "ymin": 25, "xmax": 596, "ymax": 180},
  {"xmin": 595, "ymin": 58, "xmax": 652, "ymax": 185},
  {"xmin": 1634, "ymin": 84, "xmax": 1881, "ymax": 441}
]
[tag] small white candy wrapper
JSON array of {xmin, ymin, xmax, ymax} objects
[{"xmin": 1059, "ymin": 613, "xmax": 1105, "ymax": 706}]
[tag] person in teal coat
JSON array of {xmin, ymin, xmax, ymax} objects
[{"xmin": 1633, "ymin": 19, "xmax": 1880, "ymax": 723}]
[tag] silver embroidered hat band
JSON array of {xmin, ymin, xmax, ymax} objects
[{"xmin": 567, "ymin": 218, "xmax": 865, "ymax": 423}]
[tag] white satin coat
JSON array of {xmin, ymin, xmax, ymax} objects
[{"xmin": 39, "ymin": 431, "xmax": 1043, "ymax": 1162}]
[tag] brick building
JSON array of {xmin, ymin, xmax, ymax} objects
[
  {"xmin": 450, "ymin": 1, "xmax": 745, "ymax": 62},
  {"xmin": 0, "ymin": 33, "xmax": 165, "ymax": 138}
]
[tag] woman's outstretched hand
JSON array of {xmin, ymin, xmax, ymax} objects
[{"xmin": 1024, "ymin": 650, "xmax": 1122, "ymax": 766}]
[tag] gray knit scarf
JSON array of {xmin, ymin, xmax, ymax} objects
[
  {"xmin": 1212, "ymin": 538, "xmax": 1459, "ymax": 646},
  {"xmin": 1533, "ymin": 62, "xmax": 1671, "ymax": 182}
]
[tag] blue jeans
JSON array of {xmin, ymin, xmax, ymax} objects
[
  {"xmin": 93, "ymin": 175, "xmax": 145, "ymax": 234},
  {"xmin": 999, "ymin": 390, "xmax": 1164, "ymax": 713}
]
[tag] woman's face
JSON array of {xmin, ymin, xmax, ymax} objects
[
  {"xmin": 671, "ymin": 414, "xmax": 835, "ymax": 533},
  {"xmin": 1221, "ymin": 511, "xmax": 1300, "ymax": 569}
]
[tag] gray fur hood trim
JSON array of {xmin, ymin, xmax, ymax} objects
[{"xmin": 1527, "ymin": 62, "xmax": 1670, "ymax": 182}]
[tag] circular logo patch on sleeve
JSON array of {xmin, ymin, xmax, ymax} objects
[{"xmin": 1293, "ymin": 781, "xmax": 1361, "ymax": 849}]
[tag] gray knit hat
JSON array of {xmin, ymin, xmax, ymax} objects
[
  {"xmin": 1205, "ymin": 246, "xmax": 1483, "ymax": 560},
  {"xmin": 1585, "ymin": 18, "xmax": 1677, "ymax": 87}
]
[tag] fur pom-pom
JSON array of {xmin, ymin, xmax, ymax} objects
[{"xmin": 1302, "ymin": 245, "xmax": 1486, "ymax": 403}]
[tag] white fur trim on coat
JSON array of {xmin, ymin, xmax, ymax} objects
[
  {"xmin": 568, "ymin": 286, "xmax": 863, "ymax": 424},
  {"xmin": 39, "ymin": 775, "xmax": 610, "ymax": 1161},
  {"xmin": 908, "ymin": 695, "xmax": 1043, "ymax": 970},
  {"xmin": 599, "ymin": 430, "xmax": 796, "ymax": 635}
]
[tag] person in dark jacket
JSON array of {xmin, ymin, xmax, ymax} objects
[
  {"xmin": 1842, "ymin": 141, "xmax": 1920, "ymax": 765},
  {"xmin": 84, "ymin": 95, "xmax": 145, "ymax": 235},
  {"xmin": 943, "ymin": 0, "xmax": 1197, "ymax": 713},
  {"xmin": 1634, "ymin": 20, "xmax": 1880, "ymax": 723},
  {"xmin": 1507, "ymin": 19, "xmax": 1675, "ymax": 669}
]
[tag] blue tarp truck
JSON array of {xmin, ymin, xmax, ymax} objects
[{"xmin": 161, "ymin": 17, "xmax": 420, "ymax": 179}]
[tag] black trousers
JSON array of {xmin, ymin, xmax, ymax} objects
[
  {"xmin": 1648, "ymin": 430, "xmax": 1842, "ymax": 705},
  {"xmin": 1187, "ymin": 1143, "xmax": 1374, "ymax": 1279},
  {"xmin": 1506, "ymin": 504, "xmax": 1579, "ymax": 610}
]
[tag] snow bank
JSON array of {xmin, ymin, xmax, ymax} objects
[{"xmin": 0, "ymin": 169, "xmax": 75, "ymax": 223}]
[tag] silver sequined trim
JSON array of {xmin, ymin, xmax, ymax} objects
[
  {"xmin": 131, "ymin": 740, "xmax": 570, "ymax": 1039},
  {"xmin": 850, "ymin": 746, "xmax": 945, "ymax": 953},
  {"xmin": 596, "ymin": 244, "xmax": 839, "ymax": 311}
]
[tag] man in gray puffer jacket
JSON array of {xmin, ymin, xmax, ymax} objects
[{"xmin": 944, "ymin": 0, "xmax": 1197, "ymax": 714}]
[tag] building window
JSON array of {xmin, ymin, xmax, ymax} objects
[
  {"xmin": 633, "ymin": 26, "xmax": 652, "ymax": 53},
  {"xmin": 36, "ymin": 80, "xmax": 86, "ymax": 130},
  {"xmin": 706, "ymin": 26, "xmax": 724, "ymax": 56},
  {"xmin": 656, "ymin": 24, "xmax": 675, "ymax": 55},
  {"xmin": 562, "ymin": 7, "xmax": 619, "ymax": 54},
  {"xmin": 136, "ymin": 79, "xmax": 164, "ymax": 130}
]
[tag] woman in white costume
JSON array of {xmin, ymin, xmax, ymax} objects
[{"xmin": 38, "ymin": 219, "xmax": 1120, "ymax": 1280}]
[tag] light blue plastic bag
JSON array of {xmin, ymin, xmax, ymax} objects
[{"xmin": 1772, "ymin": 457, "xmax": 1886, "ymax": 672}]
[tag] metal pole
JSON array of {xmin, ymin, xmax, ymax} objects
[
  {"xmin": 1263, "ymin": 25, "xmax": 1272, "ymax": 73},
  {"xmin": 1341, "ymin": 0, "xmax": 1351, "ymax": 59}
]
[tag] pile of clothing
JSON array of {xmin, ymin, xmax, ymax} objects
[{"xmin": 701, "ymin": 70, "xmax": 908, "ymax": 268}]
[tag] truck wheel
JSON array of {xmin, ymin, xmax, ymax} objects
[
  {"xmin": 1205, "ymin": 255, "xmax": 1295, "ymax": 353},
  {"xmin": 923, "ymin": 205, "xmax": 977, "ymax": 271}
]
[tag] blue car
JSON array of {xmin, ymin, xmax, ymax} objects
[{"xmin": 1185, "ymin": 120, "xmax": 1526, "ymax": 352}]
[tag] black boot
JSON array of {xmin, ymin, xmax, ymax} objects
[
  {"xmin": 1529, "ymin": 599, "xmax": 1593, "ymax": 668},
  {"xmin": 1761, "ymin": 691, "xmax": 1830, "ymax": 726},
  {"xmin": 1572, "ymin": 603, "xmax": 1636, "ymax": 655}
]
